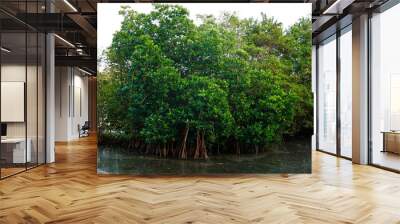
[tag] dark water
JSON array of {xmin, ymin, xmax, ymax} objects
[{"xmin": 97, "ymin": 139, "xmax": 311, "ymax": 175}]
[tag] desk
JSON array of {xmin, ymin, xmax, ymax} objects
[
  {"xmin": 382, "ymin": 131, "xmax": 400, "ymax": 154},
  {"xmin": 1, "ymin": 138, "xmax": 31, "ymax": 163}
]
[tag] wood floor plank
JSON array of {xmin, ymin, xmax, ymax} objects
[{"xmin": 0, "ymin": 135, "xmax": 400, "ymax": 223}]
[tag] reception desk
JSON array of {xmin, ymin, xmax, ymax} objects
[
  {"xmin": 382, "ymin": 131, "xmax": 400, "ymax": 154},
  {"xmin": 1, "ymin": 138, "xmax": 31, "ymax": 164}
]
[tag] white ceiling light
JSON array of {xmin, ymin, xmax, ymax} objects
[
  {"xmin": 76, "ymin": 48, "xmax": 85, "ymax": 55},
  {"xmin": 63, "ymin": 0, "xmax": 78, "ymax": 12},
  {"xmin": 78, "ymin": 67, "xmax": 93, "ymax": 76},
  {"xmin": 323, "ymin": 0, "xmax": 355, "ymax": 15},
  {"xmin": 54, "ymin": 34, "xmax": 75, "ymax": 48},
  {"xmin": 1, "ymin": 47, "xmax": 11, "ymax": 53}
]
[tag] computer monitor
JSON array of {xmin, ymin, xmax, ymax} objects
[{"xmin": 1, "ymin": 123, "xmax": 7, "ymax": 137}]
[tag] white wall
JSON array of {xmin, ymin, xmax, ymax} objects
[
  {"xmin": 1, "ymin": 65, "xmax": 40, "ymax": 138},
  {"xmin": 1, "ymin": 65, "xmax": 26, "ymax": 139},
  {"xmin": 1, "ymin": 63, "xmax": 46, "ymax": 164},
  {"xmin": 312, "ymin": 45, "xmax": 316, "ymax": 150},
  {"xmin": 55, "ymin": 67, "xmax": 89, "ymax": 141},
  {"xmin": 55, "ymin": 67, "xmax": 69, "ymax": 141},
  {"xmin": 71, "ymin": 72, "xmax": 89, "ymax": 138}
]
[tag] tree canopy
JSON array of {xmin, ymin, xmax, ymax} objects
[{"xmin": 98, "ymin": 4, "xmax": 312, "ymax": 159}]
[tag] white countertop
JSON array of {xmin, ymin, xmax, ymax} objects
[{"xmin": 1, "ymin": 138, "xmax": 29, "ymax": 143}]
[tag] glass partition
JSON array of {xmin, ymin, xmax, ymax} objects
[
  {"xmin": 370, "ymin": 3, "xmax": 400, "ymax": 171},
  {"xmin": 1, "ymin": 31, "xmax": 28, "ymax": 177},
  {"xmin": 38, "ymin": 32, "xmax": 45, "ymax": 165},
  {"xmin": 339, "ymin": 26, "xmax": 352, "ymax": 158},
  {"xmin": 27, "ymin": 31, "xmax": 38, "ymax": 169},
  {"xmin": 0, "ymin": 2, "xmax": 46, "ymax": 179},
  {"xmin": 317, "ymin": 35, "xmax": 337, "ymax": 154}
]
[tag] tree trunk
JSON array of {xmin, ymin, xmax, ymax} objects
[
  {"xmin": 200, "ymin": 131, "xmax": 208, "ymax": 159},
  {"xmin": 139, "ymin": 141, "xmax": 144, "ymax": 153},
  {"xmin": 180, "ymin": 125, "xmax": 189, "ymax": 159},
  {"xmin": 236, "ymin": 141, "xmax": 240, "ymax": 155},
  {"xmin": 135, "ymin": 140, "xmax": 141, "ymax": 151},
  {"xmin": 168, "ymin": 142, "xmax": 172, "ymax": 157},
  {"xmin": 195, "ymin": 130, "xmax": 208, "ymax": 159},
  {"xmin": 194, "ymin": 130, "xmax": 200, "ymax": 159},
  {"xmin": 156, "ymin": 145, "xmax": 161, "ymax": 157},
  {"xmin": 255, "ymin": 145, "xmax": 259, "ymax": 155}
]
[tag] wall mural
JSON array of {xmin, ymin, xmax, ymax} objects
[{"xmin": 97, "ymin": 3, "xmax": 312, "ymax": 174}]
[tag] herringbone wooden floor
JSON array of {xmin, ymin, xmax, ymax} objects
[{"xmin": 1, "ymin": 135, "xmax": 400, "ymax": 224}]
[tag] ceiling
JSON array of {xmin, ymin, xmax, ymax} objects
[{"xmin": 0, "ymin": 0, "xmax": 394, "ymax": 74}]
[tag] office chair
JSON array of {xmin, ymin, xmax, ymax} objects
[{"xmin": 79, "ymin": 121, "xmax": 90, "ymax": 138}]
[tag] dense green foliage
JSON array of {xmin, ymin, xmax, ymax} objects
[{"xmin": 98, "ymin": 4, "xmax": 312, "ymax": 159}]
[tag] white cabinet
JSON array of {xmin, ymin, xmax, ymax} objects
[{"xmin": 1, "ymin": 138, "xmax": 32, "ymax": 163}]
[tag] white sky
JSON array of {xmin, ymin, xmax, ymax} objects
[{"xmin": 98, "ymin": 3, "xmax": 311, "ymax": 70}]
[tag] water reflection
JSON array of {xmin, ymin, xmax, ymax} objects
[{"xmin": 97, "ymin": 139, "xmax": 311, "ymax": 174}]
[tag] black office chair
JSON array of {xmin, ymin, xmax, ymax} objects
[{"xmin": 79, "ymin": 121, "xmax": 90, "ymax": 138}]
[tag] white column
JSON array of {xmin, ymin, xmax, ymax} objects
[
  {"xmin": 55, "ymin": 67, "xmax": 74, "ymax": 141},
  {"xmin": 312, "ymin": 45, "xmax": 317, "ymax": 150},
  {"xmin": 46, "ymin": 32, "xmax": 55, "ymax": 163},
  {"xmin": 352, "ymin": 14, "xmax": 369, "ymax": 164}
]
